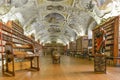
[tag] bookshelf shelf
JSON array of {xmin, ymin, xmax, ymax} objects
[
  {"xmin": 92, "ymin": 16, "xmax": 120, "ymax": 65},
  {"xmin": 0, "ymin": 21, "xmax": 41, "ymax": 76}
]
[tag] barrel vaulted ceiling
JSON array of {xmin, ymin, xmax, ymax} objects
[{"xmin": 0, "ymin": 0, "xmax": 120, "ymax": 44}]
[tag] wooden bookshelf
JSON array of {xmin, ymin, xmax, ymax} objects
[
  {"xmin": 6, "ymin": 20, "xmax": 24, "ymax": 34},
  {"xmin": 92, "ymin": 16, "xmax": 120, "ymax": 65},
  {"xmin": 69, "ymin": 41, "xmax": 76, "ymax": 56},
  {"xmin": 0, "ymin": 22, "xmax": 12, "ymax": 53},
  {"xmin": 43, "ymin": 43, "xmax": 65, "ymax": 55},
  {"xmin": 0, "ymin": 21, "xmax": 41, "ymax": 76},
  {"xmin": 75, "ymin": 36, "xmax": 88, "ymax": 57},
  {"xmin": 34, "ymin": 41, "xmax": 42, "ymax": 53},
  {"xmin": 0, "ymin": 22, "xmax": 13, "ymax": 76},
  {"xmin": 4, "ymin": 42, "xmax": 40, "ymax": 76}
]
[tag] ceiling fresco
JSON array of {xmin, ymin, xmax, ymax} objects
[
  {"xmin": 0, "ymin": 0, "xmax": 120, "ymax": 44},
  {"xmin": 45, "ymin": 13, "xmax": 65, "ymax": 24}
]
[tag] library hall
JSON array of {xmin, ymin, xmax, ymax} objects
[{"xmin": 0, "ymin": 0, "xmax": 120, "ymax": 80}]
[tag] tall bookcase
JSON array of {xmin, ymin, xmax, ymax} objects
[
  {"xmin": 69, "ymin": 41, "xmax": 76, "ymax": 56},
  {"xmin": 73, "ymin": 36, "xmax": 88, "ymax": 58},
  {"xmin": 43, "ymin": 43, "xmax": 65, "ymax": 55},
  {"xmin": 0, "ymin": 21, "xmax": 41, "ymax": 76},
  {"xmin": 76, "ymin": 36, "xmax": 88, "ymax": 55},
  {"xmin": 68, "ymin": 36, "xmax": 88, "ymax": 57},
  {"xmin": 92, "ymin": 16, "xmax": 120, "ymax": 65},
  {"xmin": 0, "ymin": 22, "xmax": 12, "ymax": 75},
  {"xmin": 0, "ymin": 22, "xmax": 12, "ymax": 54}
]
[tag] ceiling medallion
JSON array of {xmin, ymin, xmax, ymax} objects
[
  {"xmin": 50, "ymin": 25, "xmax": 59, "ymax": 27},
  {"xmin": 0, "ymin": 5, "xmax": 11, "ymax": 15},
  {"xmin": 57, "ymin": 5, "xmax": 64, "ymax": 10},
  {"xmin": 48, "ymin": 27, "xmax": 61, "ymax": 33},
  {"xmin": 47, "ymin": 5, "xmax": 54, "ymax": 10},
  {"xmin": 86, "ymin": 0, "xmax": 94, "ymax": 12},
  {"xmin": 46, "ymin": 5, "xmax": 64, "ymax": 11},
  {"xmin": 69, "ymin": 24, "xmax": 74, "ymax": 29},
  {"xmin": 45, "ymin": 13, "xmax": 64, "ymax": 24}
]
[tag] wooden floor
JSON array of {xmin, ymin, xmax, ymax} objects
[{"xmin": 0, "ymin": 55, "xmax": 120, "ymax": 80}]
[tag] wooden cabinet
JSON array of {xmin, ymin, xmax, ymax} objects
[{"xmin": 92, "ymin": 16, "xmax": 120, "ymax": 65}]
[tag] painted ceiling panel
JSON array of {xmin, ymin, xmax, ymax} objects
[
  {"xmin": 64, "ymin": 0, "xmax": 74, "ymax": 6},
  {"xmin": 0, "ymin": 0, "xmax": 120, "ymax": 44},
  {"xmin": 37, "ymin": 0, "xmax": 44, "ymax": 4},
  {"xmin": 96, "ymin": 0, "xmax": 112, "ymax": 10}
]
